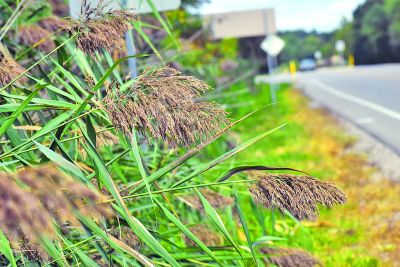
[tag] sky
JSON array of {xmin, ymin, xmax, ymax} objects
[{"xmin": 199, "ymin": 0, "xmax": 366, "ymax": 32}]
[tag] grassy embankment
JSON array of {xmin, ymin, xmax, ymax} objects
[{"xmin": 220, "ymin": 82, "xmax": 400, "ymax": 266}]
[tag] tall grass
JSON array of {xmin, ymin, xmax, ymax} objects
[{"xmin": 0, "ymin": 1, "xmax": 346, "ymax": 266}]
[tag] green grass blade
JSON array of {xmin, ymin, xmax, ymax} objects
[
  {"xmin": 195, "ymin": 189, "xmax": 242, "ymax": 257},
  {"xmin": 0, "ymin": 85, "xmax": 44, "ymax": 137},
  {"xmin": 130, "ymin": 131, "xmax": 153, "ymax": 201},
  {"xmin": 146, "ymin": 0, "xmax": 179, "ymax": 49},
  {"xmin": 79, "ymin": 128, "xmax": 180, "ymax": 267},
  {"xmin": 40, "ymin": 237, "xmax": 68, "ymax": 266},
  {"xmin": 133, "ymin": 21, "xmax": 165, "ymax": 64},
  {"xmin": 235, "ymin": 192, "xmax": 259, "ymax": 266},
  {"xmin": 33, "ymin": 141, "xmax": 87, "ymax": 182},
  {"xmin": 78, "ymin": 215, "xmax": 155, "ymax": 267},
  {"xmin": 58, "ymin": 234, "xmax": 100, "ymax": 267},
  {"xmin": 129, "ymin": 106, "xmax": 273, "ymax": 194},
  {"xmin": 172, "ymin": 122, "xmax": 288, "ymax": 188},
  {"xmin": 154, "ymin": 198, "xmax": 223, "ymax": 266},
  {"xmin": 113, "ymin": 204, "xmax": 181, "ymax": 267},
  {"xmin": 0, "ymin": 230, "xmax": 17, "ymax": 267}
]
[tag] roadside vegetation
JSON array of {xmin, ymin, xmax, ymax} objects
[
  {"xmin": 1, "ymin": 0, "xmax": 397, "ymax": 266},
  {"xmin": 227, "ymin": 84, "xmax": 400, "ymax": 266}
]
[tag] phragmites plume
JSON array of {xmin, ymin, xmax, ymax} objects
[
  {"xmin": 184, "ymin": 225, "xmax": 222, "ymax": 247},
  {"xmin": 109, "ymin": 225, "xmax": 141, "ymax": 250},
  {"xmin": 103, "ymin": 67, "xmax": 229, "ymax": 147},
  {"xmin": 18, "ymin": 25, "xmax": 55, "ymax": 53},
  {"xmin": 183, "ymin": 189, "xmax": 234, "ymax": 211},
  {"xmin": 0, "ymin": 165, "xmax": 110, "ymax": 246},
  {"xmin": 38, "ymin": 16, "xmax": 71, "ymax": 32},
  {"xmin": 249, "ymin": 174, "xmax": 347, "ymax": 220},
  {"xmin": 67, "ymin": 0, "xmax": 136, "ymax": 56},
  {"xmin": 261, "ymin": 247, "xmax": 322, "ymax": 267},
  {"xmin": 0, "ymin": 54, "xmax": 26, "ymax": 85}
]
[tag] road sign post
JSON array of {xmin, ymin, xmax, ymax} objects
[
  {"xmin": 335, "ymin": 40, "xmax": 346, "ymax": 65},
  {"xmin": 260, "ymin": 34, "xmax": 285, "ymax": 102}
]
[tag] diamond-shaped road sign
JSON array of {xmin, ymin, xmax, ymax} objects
[
  {"xmin": 69, "ymin": 0, "xmax": 181, "ymax": 18},
  {"xmin": 260, "ymin": 34, "xmax": 285, "ymax": 57}
]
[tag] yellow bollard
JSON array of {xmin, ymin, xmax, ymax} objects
[
  {"xmin": 348, "ymin": 54, "xmax": 355, "ymax": 67},
  {"xmin": 289, "ymin": 60, "xmax": 297, "ymax": 75}
]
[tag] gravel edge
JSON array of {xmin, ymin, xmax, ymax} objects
[{"xmin": 308, "ymin": 100, "xmax": 400, "ymax": 182}]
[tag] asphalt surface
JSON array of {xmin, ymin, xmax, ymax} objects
[{"xmin": 261, "ymin": 64, "xmax": 400, "ymax": 155}]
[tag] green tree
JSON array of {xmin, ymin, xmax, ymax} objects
[
  {"xmin": 352, "ymin": 0, "xmax": 400, "ymax": 64},
  {"xmin": 385, "ymin": 0, "xmax": 400, "ymax": 47}
]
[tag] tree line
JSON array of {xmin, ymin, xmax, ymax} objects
[{"xmin": 279, "ymin": 0, "xmax": 400, "ymax": 65}]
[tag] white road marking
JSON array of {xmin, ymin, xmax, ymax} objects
[
  {"xmin": 308, "ymin": 79, "xmax": 400, "ymax": 121},
  {"xmin": 355, "ymin": 117, "xmax": 375, "ymax": 125}
]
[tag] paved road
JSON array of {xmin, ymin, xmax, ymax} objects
[{"xmin": 262, "ymin": 64, "xmax": 400, "ymax": 154}]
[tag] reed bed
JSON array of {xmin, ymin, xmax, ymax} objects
[{"xmin": 0, "ymin": 1, "xmax": 346, "ymax": 266}]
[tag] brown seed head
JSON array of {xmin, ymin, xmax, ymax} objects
[
  {"xmin": 220, "ymin": 59, "xmax": 239, "ymax": 73},
  {"xmin": 249, "ymin": 174, "xmax": 347, "ymax": 220},
  {"xmin": 109, "ymin": 225, "xmax": 141, "ymax": 250},
  {"xmin": 0, "ymin": 174, "xmax": 54, "ymax": 243},
  {"xmin": 18, "ymin": 25, "xmax": 55, "ymax": 53},
  {"xmin": 38, "ymin": 16, "xmax": 72, "ymax": 32},
  {"xmin": 0, "ymin": 164, "xmax": 111, "ymax": 248},
  {"xmin": 184, "ymin": 224, "xmax": 222, "ymax": 247},
  {"xmin": 18, "ymin": 165, "xmax": 111, "ymax": 223},
  {"xmin": 67, "ymin": 0, "xmax": 136, "ymax": 56},
  {"xmin": 183, "ymin": 189, "xmax": 234, "ymax": 211},
  {"xmin": 12, "ymin": 236, "xmax": 50, "ymax": 262},
  {"xmin": 261, "ymin": 247, "xmax": 322, "ymax": 267},
  {"xmin": 95, "ymin": 128, "xmax": 119, "ymax": 148},
  {"xmin": 0, "ymin": 54, "xmax": 26, "ymax": 85},
  {"xmin": 103, "ymin": 67, "xmax": 229, "ymax": 148}
]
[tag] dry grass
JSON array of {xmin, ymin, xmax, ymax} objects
[{"xmin": 290, "ymin": 89, "xmax": 400, "ymax": 265}]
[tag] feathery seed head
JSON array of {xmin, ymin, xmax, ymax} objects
[
  {"xmin": 38, "ymin": 16, "xmax": 71, "ymax": 32},
  {"xmin": 183, "ymin": 189, "xmax": 234, "ymax": 211},
  {"xmin": 68, "ymin": 0, "xmax": 136, "ymax": 56},
  {"xmin": 12, "ymin": 236, "xmax": 50, "ymax": 262},
  {"xmin": 0, "ymin": 165, "xmax": 111, "ymax": 247},
  {"xmin": 261, "ymin": 247, "xmax": 322, "ymax": 267},
  {"xmin": 0, "ymin": 54, "xmax": 26, "ymax": 85},
  {"xmin": 18, "ymin": 165, "xmax": 111, "ymax": 223},
  {"xmin": 0, "ymin": 174, "xmax": 54, "ymax": 243},
  {"xmin": 184, "ymin": 225, "xmax": 222, "ymax": 246},
  {"xmin": 18, "ymin": 25, "xmax": 55, "ymax": 53},
  {"xmin": 103, "ymin": 67, "xmax": 229, "ymax": 148},
  {"xmin": 109, "ymin": 225, "xmax": 141, "ymax": 250},
  {"xmin": 249, "ymin": 174, "xmax": 347, "ymax": 220}
]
